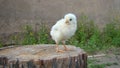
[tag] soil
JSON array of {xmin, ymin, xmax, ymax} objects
[{"xmin": 89, "ymin": 48, "xmax": 120, "ymax": 68}]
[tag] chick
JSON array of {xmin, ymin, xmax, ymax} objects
[{"xmin": 50, "ymin": 13, "xmax": 77, "ymax": 52}]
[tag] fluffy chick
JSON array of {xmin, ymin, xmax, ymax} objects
[{"xmin": 50, "ymin": 13, "xmax": 77, "ymax": 52}]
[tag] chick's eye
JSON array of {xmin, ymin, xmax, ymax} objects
[{"xmin": 69, "ymin": 18, "xmax": 72, "ymax": 21}]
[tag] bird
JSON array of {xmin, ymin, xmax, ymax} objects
[{"xmin": 50, "ymin": 13, "xmax": 77, "ymax": 52}]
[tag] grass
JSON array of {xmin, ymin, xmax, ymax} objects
[
  {"xmin": 68, "ymin": 14, "xmax": 120, "ymax": 54},
  {"xmin": 37, "ymin": 24, "xmax": 53, "ymax": 44},
  {"xmin": 88, "ymin": 59, "xmax": 118, "ymax": 68},
  {"xmin": 87, "ymin": 59, "xmax": 119, "ymax": 68},
  {"xmin": 88, "ymin": 59, "xmax": 106, "ymax": 68},
  {"xmin": 21, "ymin": 25, "xmax": 37, "ymax": 45},
  {"xmin": 68, "ymin": 14, "xmax": 102, "ymax": 54},
  {"xmin": 21, "ymin": 24, "xmax": 53, "ymax": 45},
  {"xmin": 0, "ymin": 42, "xmax": 3, "ymax": 47}
]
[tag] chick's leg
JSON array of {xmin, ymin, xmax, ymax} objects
[
  {"xmin": 62, "ymin": 41, "xmax": 68, "ymax": 51},
  {"xmin": 55, "ymin": 43, "xmax": 64, "ymax": 52}
]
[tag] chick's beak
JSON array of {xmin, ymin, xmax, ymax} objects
[{"xmin": 65, "ymin": 17, "xmax": 69, "ymax": 24}]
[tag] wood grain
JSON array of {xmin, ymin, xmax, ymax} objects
[{"xmin": 0, "ymin": 44, "xmax": 87, "ymax": 68}]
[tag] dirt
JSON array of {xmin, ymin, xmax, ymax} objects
[{"xmin": 89, "ymin": 48, "xmax": 120, "ymax": 68}]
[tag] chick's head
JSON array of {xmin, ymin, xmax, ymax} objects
[{"xmin": 64, "ymin": 13, "xmax": 77, "ymax": 25}]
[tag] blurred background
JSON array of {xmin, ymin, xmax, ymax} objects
[
  {"xmin": 0, "ymin": 1, "xmax": 120, "ymax": 68},
  {"xmin": 0, "ymin": 0, "xmax": 120, "ymax": 45}
]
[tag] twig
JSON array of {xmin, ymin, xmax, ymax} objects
[{"xmin": 88, "ymin": 54, "xmax": 106, "ymax": 58}]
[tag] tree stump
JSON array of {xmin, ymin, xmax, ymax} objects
[{"xmin": 0, "ymin": 44, "xmax": 87, "ymax": 68}]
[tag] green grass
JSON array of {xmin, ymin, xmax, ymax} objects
[
  {"xmin": 68, "ymin": 14, "xmax": 102, "ymax": 54},
  {"xmin": 68, "ymin": 14, "xmax": 120, "ymax": 54},
  {"xmin": 88, "ymin": 59, "xmax": 105, "ymax": 68},
  {"xmin": 0, "ymin": 42, "xmax": 3, "ymax": 47},
  {"xmin": 21, "ymin": 25, "xmax": 37, "ymax": 45},
  {"xmin": 20, "ymin": 24, "xmax": 53, "ymax": 45},
  {"xmin": 37, "ymin": 24, "xmax": 53, "ymax": 44}
]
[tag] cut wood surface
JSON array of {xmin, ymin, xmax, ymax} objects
[{"xmin": 0, "ymin": 44, "xmax": 87, "ymax": 68}]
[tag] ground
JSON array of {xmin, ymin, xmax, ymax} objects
[{"xmin": 88, "ymin": 48, "xmax": 120, "ymax": 68}]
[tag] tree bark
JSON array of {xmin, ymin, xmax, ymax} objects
[{"xmin": 0, "ymin": 44, "xmax": 87, "ymax": 68}]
